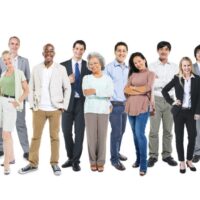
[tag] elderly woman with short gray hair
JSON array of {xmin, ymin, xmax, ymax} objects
[{"xmin": 82, "ymin": 52, "xmax": 114, "ymax": 172}]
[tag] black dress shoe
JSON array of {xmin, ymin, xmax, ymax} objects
[
  {"xmin": 119, "ymin": 154, "xmax": 127, "ymax": 161},
  {"xmin": 179, "ymin": 163, "xmax": 186, "ymax": 174},
  {"xmin": 0, "ymin": 151, "xmax": 4, "ymax": 157},
  {"xmin": 72, "ymin": 163, "xmax": 81, "ymax": 172},
  {"xmin": 132, "ymin": 162, "xmax": 139, "ymax": 168},
  {"xmin": 113, "ymin": 162, "xmax": 126, "ymax": 171},
  {"xmin": 23, "ymin": 152, "xmax": 29, "ymax": 160},
  {"xmin": 61, "ymin": 160, "xmax": 72, "ymax": 168},
  {"xmin": 192, "ymin": 155, "xmax": 200, "ymax": 163},
  {"xmin": 186, "ymin": 161, "xmax": 197, "ymax": 171},
  {"xmin": 148, "ymin": 157, "xmax": 157, "ymax": 167},
  {"xmin": 163, "ymin": 156, "xmax": 177, "ymax": 166}
]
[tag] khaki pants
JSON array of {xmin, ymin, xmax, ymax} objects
[
  {"xmin": 29, "ymin": 109, "xmax": 61, "ymax": 166},
  {"xmin": 149, "ymin": 96, "xmax": 173, "ymax": 159}
]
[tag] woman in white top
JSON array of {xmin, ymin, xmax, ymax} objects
[{"xmin": 82, "ymin": 52, "xmax": 114, "ymax": 172}]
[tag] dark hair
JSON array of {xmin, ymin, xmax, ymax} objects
[
  {"xmin": 128, "ymin": 52, "xmax": 148, "ymax": 77},
  {"xmin": 114, "ymin": 41, "xmax": 128, "ymax": 51},
  {"xmin": 73, "ymin": 40, "xmax": 86, "ymax": 50},
  {"xmin": 157, "ymin": 41, "xmax": 171, "ymax": 51},
  {"xmin": 194, "ymin": 45, "xmax": 200, "ymax": 59}
]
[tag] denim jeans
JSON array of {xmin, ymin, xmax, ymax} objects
[
  {"xmin": 128, "ymin": 111, "xmax": 149, "ymax": 172},
  {"xmin": 110, "ymin": 105, "xmax": 127, "ymax": 164}
]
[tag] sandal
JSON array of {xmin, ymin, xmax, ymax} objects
[
  {"xmin": 90, "ymin": 164, "xmax": 97, "ymax": 171},
  {"xmin": 97, "ymin": 165, "xmax": 104, "ymax": 172}
]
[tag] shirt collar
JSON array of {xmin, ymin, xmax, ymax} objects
[
  {"xmin": 72, "ymin": 59, "xmax": 82, "ymax": 65},
  {"xmin": 157, "ymin": 59, "xmax": 171, "ymax": 65},
  {"xmin": 113, "ymin": 60, "xmax": 128, "ymax": 68},
  {"xmin": 182, "ymin": 74, "xmax": 195, "ymax": 80}
]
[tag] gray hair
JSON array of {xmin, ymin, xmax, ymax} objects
[{"xmin": 87, "ymin": 52, "xmax": 105, "ymax": 70}]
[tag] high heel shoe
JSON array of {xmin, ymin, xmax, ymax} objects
[
  {"xmin": 179, "ymin": 163, "xmax": 186, "ymax": 174},
  {"xmin": 186, "ymin": 161, "xmax": 197, "ymax": 171},
  {"xmin": 4, "ymin": 169, "xmax": 10, "ymax": 175}
]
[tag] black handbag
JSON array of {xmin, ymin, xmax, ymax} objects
[{"xmin": 171, "ymin": 105, "xmax": 181, "ymax": 116}]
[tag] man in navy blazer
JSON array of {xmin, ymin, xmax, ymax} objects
[
  {"xmin": 192, "ymin": 45, "xmax": 200, "ymax": 163},
  {"xmin": 0, "ymin": 36, "xmax": 30, "ymax": 159},
  {"xmin": 61, "ymin": 40, "xmax": 90, "ymax": 171}
]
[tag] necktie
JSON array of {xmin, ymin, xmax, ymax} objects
[{"xmin": 75, "ymin": 62, "xmax": 81, "ymax": 95}]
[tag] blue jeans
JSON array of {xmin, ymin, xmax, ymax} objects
[
  {"xmin": 110, "ymin": 105, "xmax": 127, "ymax": 164},
  {"xmin": 128, "ymin": 111, "xmax": 149, "ymax": 172}
]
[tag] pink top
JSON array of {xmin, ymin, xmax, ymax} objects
[{"xmin": 125, "ymin": 69, "xmax": 155, "ymax": 116}]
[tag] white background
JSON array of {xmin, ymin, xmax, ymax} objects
[{"xmin": 1, "ymin": 0, "xmax": 200, "ymax": 199}]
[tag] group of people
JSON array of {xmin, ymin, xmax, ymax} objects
[{"xmin": 1, "ymin": 37, "xmax": 200, "ymax": 177}]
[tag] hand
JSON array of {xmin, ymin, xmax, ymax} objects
[
  {"xmin": 124, "ymin": 86, "xmax": 133, "ymax": 95},
  {"xmin": 194, "ymin": 114, "xmax": 200, "ymax": 120},
  {"xmin": 172, "ymin": 99, "xmax": 181, "ymax": 106},
  {"xmin": 10, "ymin": 100, "xmax": 20, "ymax": 108},
  {"xmin": 69, "ymin": 74, "xmax": 75, "ymax": 83},
  {"xmin": 83, "ymin": 89, "xmax": 96, "ymax": 96}
]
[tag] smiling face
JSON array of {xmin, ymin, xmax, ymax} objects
[
  {"xmin": 133, "ymin": 56, "xmax": 146, "ymax": 71},
  {"xmin": 43, "ymin": 44, "xmax": 55, "ymax": 66},
  {"xmin": 9, "ymin": 37, "xmax": 20, "ymax": 55},
  {"xmin": 115, "ymin": 45, "xmax": 128, "ymax": 64},
  {"xmin": 73, "ymin": 43, "xmax": 85, "ymax": 61},
  {"xmin": 181, "ymin": 59, "xmax": 192, "ymax": 76},
  {"xmin": 88, "ymin": 57, "xmax": 102, "ymax": 74},
  {"xmin": 2, "ymin": 52, "xmax": 13, "ymax": 69},
  {"xmin": 158, "ymin": 46, "xmax": 170, "ymax": 62}
]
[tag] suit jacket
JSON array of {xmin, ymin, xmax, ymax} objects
[
  {"xmin": 0, "ymin": 56, "xmax": 30, "ymax": 82},
  {"xmin": 60, "ymin": 59, "xmax": 91, "ymax": 112},
  {"xmin": 162, "ymin": 74, "xmax": 200, "ymax": 115},
  {"xmin": 193, "ymin": 63, "xmax": 200, "ymax": 76},
  {"xmin": 29, "ymin": 62, "xmax": 71, "ymax": 111}
]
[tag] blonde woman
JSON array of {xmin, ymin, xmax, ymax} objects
[
  {"xmin": 0, "ymin": 51, "xmax": 29, "ymax": 175},
  {"xmin": 162, "ymin": 57, "xmax": 200, "ymax": 174}
]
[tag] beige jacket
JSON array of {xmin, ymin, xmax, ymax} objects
[
  {"xmin": 1, "ymin": 69, "xmax": 26, "ymax": 111},
  {"xmin": 29, "ymin": 62, "xmax": 71, "ymax": 111}
]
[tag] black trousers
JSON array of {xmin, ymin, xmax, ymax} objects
[
  {"xmin": 62, "ymin": 98, "xmax": 85, "ymax": 164},
  {"xmin": 174, "ymin": 109, "xmax": 197, "ymax": 161}
]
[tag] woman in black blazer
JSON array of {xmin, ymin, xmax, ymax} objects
[{"xmin": 162, "ymin": 57, "xmax": 200, "ymax": 174}]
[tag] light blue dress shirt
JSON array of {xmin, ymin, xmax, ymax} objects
[{"xmin": 104, "ymin": 60, "xmax": 129, "ymax": 102}]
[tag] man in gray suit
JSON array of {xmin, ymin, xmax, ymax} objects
[
  {"xmin": 0, "ymin": 36, "xmax": 30, "ymax": 159},
  {"xmin": 192, "ymin": 44, "xmax": 200, "ymax": 163}
]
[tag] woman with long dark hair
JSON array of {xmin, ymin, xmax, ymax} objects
[{"xmin": 124, "ymin": 52, "xmax": 155, "ymax": 176}]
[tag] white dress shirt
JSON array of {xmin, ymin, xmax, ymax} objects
[
  {"xmin": 182, "ymin": 75, "xmax": 194, "ymax": 108},
  {"xmin": 149, "ymin": 60, "xmax": 178, "ymax": 97}
]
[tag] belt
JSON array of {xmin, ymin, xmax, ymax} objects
[
  {"xmin": 181, "ymin": 107, "xmax": 191, "ymax": 110},
  {"xmin": 111, "ymin": 101, "xmax": 125, "ymax": 106},
  {"xmin": 1, "ymin": 94, "xmax": 15, "ymax": 98}
]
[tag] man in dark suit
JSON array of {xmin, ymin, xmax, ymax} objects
[
  {"xmin": 61, "ymin": 40, "xmax": 90, "ymax": 171},
  {"xmin": 0, "ymin": 36, "xmax": 30, "ymax": 159},
  {"xmin": 192, "ymin": 45, "xmax": 200, "ymax": 163}
]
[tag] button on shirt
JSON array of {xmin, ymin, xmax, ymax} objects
[
  {"xmin": 13, "ymin": 56, "xmax": 18, "ymax": 69},
  {"xmin": 104, "ymin": 60, "xmax": 129, "ymax": 102},
  {"xmin": 149, "ymin": 60, "xmax": 178, "ymax": 97},
  {"xmin": 72, "ymin": 59, "xmax": 82, "ymax": 98},
  {"xmin": 182, "ymin": 75, "xmax": 194, "ymax": 108},
  {"xmin": 39, "ymin": 63, "xmax": 57, "ymax": 111}
]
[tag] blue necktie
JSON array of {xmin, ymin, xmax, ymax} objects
[{"xmin": 75, "ymin": 62, "xmax": 81, "ymax": 95}]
